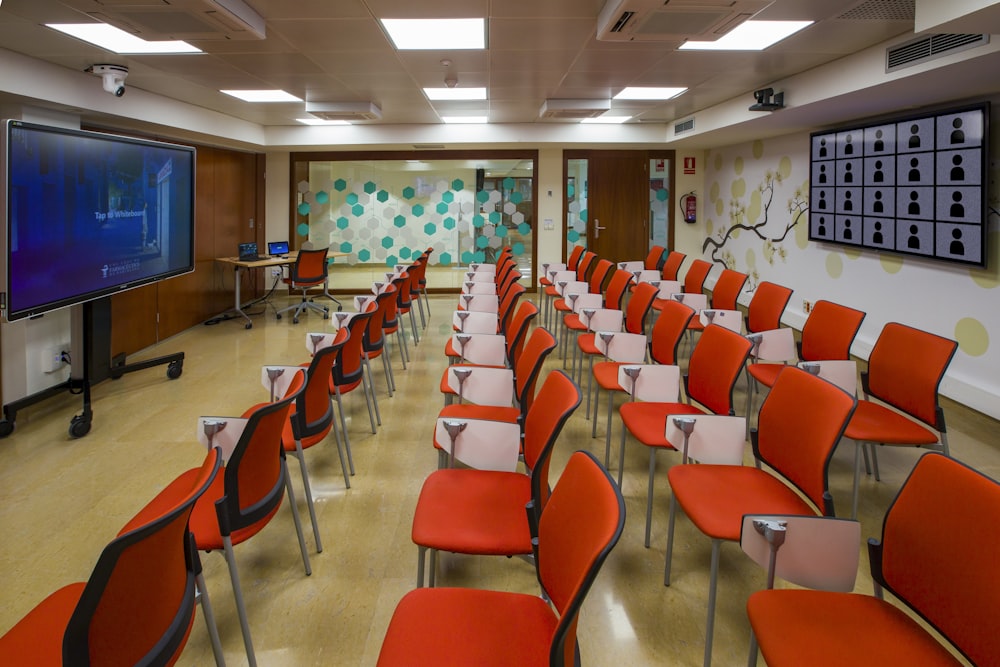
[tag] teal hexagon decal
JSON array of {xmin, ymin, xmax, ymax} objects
[
  {"xmin": 476, "ymin": 190, "xmax": 490, "ymax": 203},
  {"xmin": 334, "ymin": 179, "xmax": 347, "ymax": 192},
  {"xmin": 346, "ymin": 192, "xmax": 359, "ymax": 205},
  {"xmin": 510, "ymin": 191, "xmax": 523, "ymax": 204},
  {"xmin": 385, "ymin": 255, "xmax": 398, "ymax": 267},
  {"xmin": 567, "ymin": 230, "xmax": 581, "ymax": 243},
  {"xmin": 473, "ymin": 251, "xmax": 486, "ymax": 263},
  {"xmin": 567, "ymin": 183, "xmax": 576, "ymax": 197},
  {"xmin": 336, "ymin": 216, "xmax": 350, "ymax": 230},
  {"xmin": 488, "ymin": 211, "xmax": 502, "ymax": 224},
  {"xmin": 297, "ymin": 202, "xmax": 311, "ymax": 216},
  {"xmin": 495, "ymin": 224, "xmax": 508, "ymax": 237},
  {"xmin": 297, "ymin": 223, "xmax": 309, "ymax": 236},
  {"xmin": 502, "ymin": 177, "xmax": 515, "ymax": 191},
  {"xmin": 436, "ymin": 202, "xmax": 449, "ymax": 215},
  {"xmin": 518, "ymin": 222, "xmax": 531, "ymax": 236},
  {"xmin": 475, "ymin": 235, "xmax": 490, "ymax": 249},
  {"xmin": 381, "ymin": 236, "xmax": 394, "ymax": 249},
  {"xmin": 452, "ymin": 179, "xmax": 464, "ymax": 191},
  {"xmin": 439, "ymin": 252, "xmax": 452, "ymax": 265},
  {"xmin": 443, "ymin": 217, "xmax": 456, "ymax": 230},
  {"xmin": 402, "ymin": 186, "xmax": 415, "ymax": 199},
  {"xmin": 364, "ymin": 181, "xmax": 377, "ymax": 194},
  {"xmin": 461, "ymin": 251, "xmax": 474, "ymax": 264},
  {"xmin": 656, "ymin": 188, "xmax": 669, "ymax": 201},
  {"xmin": 472, "ymin": 215, "xmax": 485, "ymax": 228},
  {"xmin": 580, "ymin": 209, "xmax": 588, "ymax": 222},
  {"xmin": 394, "ymin": 215, "xmax": 406, "ymax": 228},
  {"xmin": 399, "ymin": 247, "xmax": 412, "ymax": 260},
  {"xmin": 377, "ymin": 189, "xmax": 390, "ymax": 203},
  {"xmin": 352, "ymin": 204, "xmax": 365, "ymax": 216},
  {"xmin": 442, "ymin": 191, "xmax": 455, "ymax": 203},
  {"xmin": 358, "ymin": 248, "xmax": 371, "ymax": 262},
  {"xmin": 316, "ymin": 191, "xmax": 330, "ymax": 204},
  {"xmin": 424, "ymin": 222, "xmax": 437, "ymax": 235},
  {"xmin": 512, "ymin": 242, "xmax": 525, "ymax": 255},
  {"xmin": 339, "ymin": 242, "xmax": 353, "ymax": 253},
  {"xmin": 412, "ymin": 204, "xmax": 424, "ymax": 217}
]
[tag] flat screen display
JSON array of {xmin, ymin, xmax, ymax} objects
[
  {"xmin": 808, "ymin": 102, "xmax": 989, "ymax": 266},
  {"xmin": 2, "ymin": 121, "xmax": 195, "ymax": 321}
]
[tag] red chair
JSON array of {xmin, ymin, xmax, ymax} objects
[
  {"xmin": 0, "ymin": 448, "xmax": 223, "ymax": 667},
  {"xmin": 540, "ymin": 245, "xmax": 585, "ymax": 328},
  {"xmin": 395, "ymin": 268, "xmax": 421, "ymax": 346},
  {"xmin": 664, "ymin": 366, "xmax": 857, "ymax": 667},
  {"xmin": 652, "ymin": 256, "xmax": 710, "ymax": 314},
  {"xmin": 644, "ymin": 244, "xmax": 666, "ymax": 270},
  {"xmin": 364, "ymin": 288, "xmax": 397, "ymax": 397},
  {"xmin": 565, "ymin": 268, "xmax": 635, "ymax": 382},
  {"xmin": 377, "ymin": 449, "xmax": 625, "ymax": 666},
  {"xmin": 660, "ymin": 250, "xmax": 686, "ymax": 280},
  {"xmin": 382, "ymin": 278, "xmax": 409, "ymax": 370},
  {"xmin": 276, "ymin": 247, "xmax": 331, "ymax": 324},
  {"xmin": 330, "ymin": 308, "xmax": 380, "ymax": 465},
  {"xmin": 546, "ymin": 250, "xmax": 596, "ymax": 330},
  {"xmin": 685, "ymin": 267, "xmax": 747, "ymax": 338},
  {"xmin": 555, "ymin": 257, "xmax": 612, "ymax": 364},
  {"xmin": 745, "ymin": 281, "xmax": 793, "ymax": 334},
  {"xmin": 413, "ymin": 369, "xmax": 582, "ymax": 587},
  {"xmin": 843, "ymin": 322, "xmax": 958, "ymax": 518},
  {"xmin": 408, "ymin": 253, "xmax": 430, "ymax": 329},
  {"xmin": 747, "ymin": 452, "xmax": 1000, "ymax": 667}
]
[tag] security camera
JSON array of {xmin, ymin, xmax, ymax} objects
[{"xmin": 88, "ymin": 64, "xmax": 128, "ymax": 97}]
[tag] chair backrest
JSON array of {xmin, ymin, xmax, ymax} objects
[
  {"xmin": 799, "ymin": 300, "xmax": 866, "ymax": 362},
  {"xmin": 575, "ymin": 251, "xmax": 597, "ymax": 282},
  {"xmin": 566, "ymin": 244, "xmax": 585, "ymax": 271},
  {"xmin": 498, "ymin": 282, "xmax": 526, "ymax": 337},
  {"xmin": 753, "ymin": 366, "xmax": 857, "ymax": 516},
  {"xmin": 63, "ymin": 448, "xmax": 222, "ymax": 666},
  {"xmin": 709, "ymin": 268, "xmax": 748, "ymax": 311},
  {"xmin": 503, "ymin": 299, "xmax": 538, "ymax": 368},
  {"xmin": 649, "ymin": 299, "xmax": 695, "ymax": 365},
  {"xmin": 864, "ymin": 322, "xmax": 957, "ymax": 429},
  {"xmin": 644, "ymin": 245, "xmax": 666, "ymax": 270},
  {"xmin": 514, "ymin": 326, "xmax": 558, "ymax": 413},
  {"xmin": 587, "ymin": 259, "xmax": 614, "ymax": 295},
  {"xmin": 408, "ymin": 257, "xmax": 427, "ymax": 294},
  {"xmin": 685, "ymin": 324, "xmax": 753, "ymax": 416},
  {"xmin": 290, "ymin": 247, "xmax": 328, "ymax": 285},
  {"xmin": 396, "ymin": 271, "xmax": 414, "ymax": 310},
  {"xmin": 220, "ymin": 371, "xmax": 305, "ymax": 535},
  {"xmin": 364, "ymin": 289, "xmax": 393, "ymax": 352},
  {"xmin": 498, "ymin": 268, "xmax": 522, "ymax": 303},
  {"xmin": 746, "ymin": 281, "xmax": 793, "ymax": 334},
  {"xmin": 682, "ymin": 258, "xmax": 713, "ymax": 294},
  {"xmin": 602, "ymin": 269, "xmax": 633, "ymax": 311},
  {"xmin": 538, "ymin": 450, "xmax": 625, "ymax": 667},
  {"xmin": 333, "ymin": 310, "xmax": 375, "ymax": 386},
  {"xmin": 873, "ymin": 452, "xmax": 1000, "ymax": 666},
  {"xmin": 624, "ymin": 281, "xmax": 657, "ymax": 334},
  {"xmin": 292, "ymin": 328, "xmax": 348, "ymax": 442},
  {"xmin": 661, "ymin": 250, "xmax": 686, "ymax": 280},
  {"xmin": 382, "ymin": 281, "xmax": 400, "ymax": 329}
]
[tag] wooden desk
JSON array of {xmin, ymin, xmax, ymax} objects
[{"xmin": 215, "ymin": 251, "xmax": 348, "ymax": 328}]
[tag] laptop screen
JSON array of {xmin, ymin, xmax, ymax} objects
[
  {"xmin": 267, "ymin": 241, "xmax": 289, "ymax": 255},
  {"xmin": 238, "ymin": 242, "xmax": 259, "ymax": 260}
]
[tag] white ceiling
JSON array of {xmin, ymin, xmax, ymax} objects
[{"xmin": 0, "ymin": 0, "xmax": 925, "ymax": 131}]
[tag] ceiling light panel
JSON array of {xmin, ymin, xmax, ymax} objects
[
  {"xmin": 614, "ymin": 87, "xmax": 687, "ymax": 100},
  {"xmin": 381, "ymin": 19, "xmax": 486, "ymax": 50},
  {"xmin": 221, "ymin": 89, "xmax": 302, "ymax": 102},
  {"xmin": 46, "ymin": 23, "xmax": 201, "ymax": 54},
  {"xmin": 680, "ymin": 20, "xmax": 813, "ymax": 50},
  {"xmin": 424, "ymin": 87, "xmax": 487, "ymax": 101}
]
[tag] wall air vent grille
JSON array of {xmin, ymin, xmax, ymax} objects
[
  {"xmin": 674, "ymin": 118, "xmax": 695, "ymax": 134},
  {"xmin": 838, "ymin": 0, "xmax": 914, "ymax": 21},
  {"xmin": 886, "ymin": 33, "xmax": 989, "ymax": 71}
]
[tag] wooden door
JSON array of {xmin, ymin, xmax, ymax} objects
[{"xmin": 587, "ymin": 153, "xmax": 650, "ymax": 264}]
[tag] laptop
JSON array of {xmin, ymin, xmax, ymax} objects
[
  {"xmin": 238, "ymin": 242, "xmax": 263, "ymax": 262},
  {"xmin": 267, "ymin": 240, "xmax": 290, "ymax": 257}
]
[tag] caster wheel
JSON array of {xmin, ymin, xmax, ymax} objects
[
  {"xmin": 69, "ymin": 415, "xmax": 91, "ymax": 438},
  {"xmin": 166, "ymin": 361, "xmax": 183, "ymax": 379},
  {"xmin": 276, "ymin": 314, "xmax": 282, "ymax": 320},
  {"xmin": 245, "ymin": 323, "xmax": 253, "ymax": 330},
  {"xmin": 323, "ymin": 313, "xmax": 329, "ymax": 320},
  {"xmin": 0, "ymin": 419, "xmax": 14, "ymax": 438},
  {"xmin": 292, "ymin": 318, "xmax": 299, "ymax": 324}
]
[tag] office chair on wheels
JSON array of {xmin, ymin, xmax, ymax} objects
[{"xmin": 277, "ymin": 248, "xmax": 331, "ymax": 323}]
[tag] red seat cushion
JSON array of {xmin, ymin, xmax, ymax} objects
[
  {"xmin": 411, "ymin": 469, "xmax": 532, "ymax": 555},
  {"xmin": 667, "ymin": 465, "xmax": 815, "ymax": 541},
  {"xmin": 592, "ymin": 361, "xmax": 630, "ymax": 391},
  {"xmin": 844, "ymin": 400, "xmax": 940, "ymax": 445},
  {"xmin": 0, "ymin": 583, "xmax": 84, "ymax": 664},
  {"xmin": 747, "ymin": 362, "xmax": 784, "ymax": 389},
  {"xmin": 748, "ymin": 589, "xmax": 962, "ymax": 666},
  {"xmin": 619, "ymin": 402, "xmax": 704, "ymax": 448},
  {"xmin": 377, "ymin": 587, "xmax": 554, "ymax": 666}
]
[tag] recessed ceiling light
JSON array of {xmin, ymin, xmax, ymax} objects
[
  {"xmin": 680, "ymin": 20, "xmax": 813, "ymax": 51},
  {"xmin": 442, "ymin": 116, "xmax": 488, "ymax": 124},
  {"xmin": 381, "ymin": 18, "xmax": 486, "ymax": 50},
  {"xmin": 221, "ymin": 90, "xmax": 302, "ymax": 103},
  {"xmin": 296, "ymin": 118, "xmax": 350, "ymax": 126},
  {"xmin": 582, "ymin": 116, "xmax": 631, "ymax": 124},
  {"xmin": 613, "ymin": 87, "xmax": 687, "ymax": 101},
  {"xmin": 46, "ymin": 23, "xmax": 201, "ymax": 54},
  {"xmin": 424, "ymin": 87, "xmax": 487, "ymax": 101}
]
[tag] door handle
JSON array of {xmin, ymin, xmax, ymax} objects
[{"xmin": 594, "ymin": 218, "xmax": 607, "ymax": 239}]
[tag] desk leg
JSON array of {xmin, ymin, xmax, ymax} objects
[{"xmin": 233, "ymin": 266, "xmax": 253, "ymax": 329}]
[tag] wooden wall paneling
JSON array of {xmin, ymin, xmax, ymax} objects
[{"xmin": 110, "ymin": 285, "xmax": 158, "ymax": 358}]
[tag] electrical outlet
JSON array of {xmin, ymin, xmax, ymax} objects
[
  {"xmin": 271, "ymin": 267, "xmax": 282, "ymax": 277},
  {"xmin": 802, "ymin": 300, "xmax": 812, "ymax": 314}
]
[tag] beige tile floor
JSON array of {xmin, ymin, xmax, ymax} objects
[{"xmin": 0, "ymin": 292, "xmax": 995, "ymax": 666}]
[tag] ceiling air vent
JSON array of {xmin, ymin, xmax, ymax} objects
[
  {"xmin": 539, "ymin": 99, "xmax": 612, "ymax": 120},
  {"xmin": 305, "ymin": 102, "xmax": 382, "ymax": 121},
  {"xmin": 597, "ymin": 0, "xmax": 773, "ymax": 42},
  {"xmin": 57, "ymin": 0, "xmax": 266, "ymax": 40},
  {"xmin": 674, "ymin": 118, "xmax": 695, "ymax": 135},
  {"xmin": 886, "ymin": 33, "xmax": 989, "ymax": 71}
]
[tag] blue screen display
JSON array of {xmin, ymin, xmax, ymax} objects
[{"xmin": 3, "ymin": 121, "xmax": 195, "ymax": 320}]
